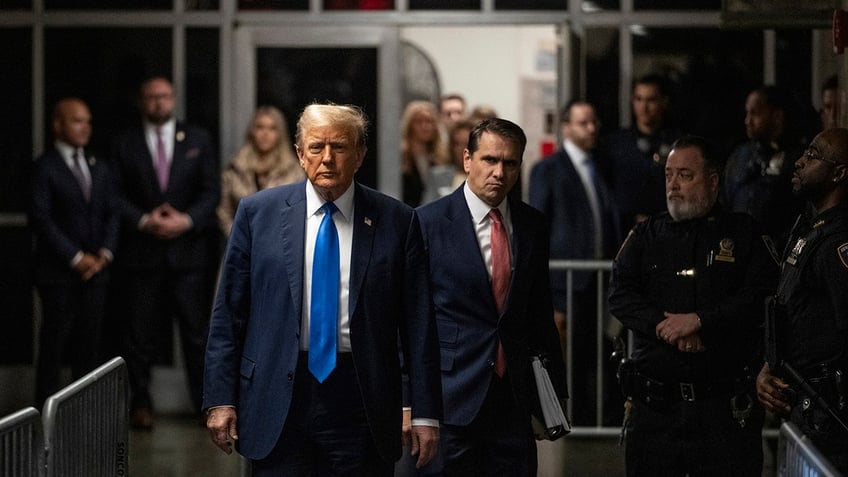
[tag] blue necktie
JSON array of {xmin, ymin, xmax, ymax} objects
[{"xmin": 309, "ymin": 202, "xmax": 340, "ymax": 383}]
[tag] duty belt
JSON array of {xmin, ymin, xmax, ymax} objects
[{"xmin": 627, "ymin": 370, "xmax": 733, "ymax": 404}]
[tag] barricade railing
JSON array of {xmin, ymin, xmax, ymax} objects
[
  {"xmin": 550, "ymin": 259, "xmax": 618, "ymax": 435},
  {"xmin": 0, "ymin": 407, "xmax": 43, "ymax": 477},
  {"xmin": 550, "ymin": 259, "xmax": 781, "ymax": 441},
  {"xmin": 42, "ymin": 356, "xmax": 129, "ymax": 477},
  {"xmin": 777, "ymin": 421, "xmax": 843, "ymax": 477}
]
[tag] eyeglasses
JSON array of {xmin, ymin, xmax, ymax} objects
[{"xmin": 801, "ymin": 148, "xmax": 843, "ymax": 167}]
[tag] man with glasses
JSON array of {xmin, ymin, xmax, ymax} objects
[{"xmin": 756, "ymin": 128, "xmax": 848, "ymax": 474}]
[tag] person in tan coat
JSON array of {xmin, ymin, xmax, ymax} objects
[{"xmin": 217, "ymin": 105, "xmax": 305, "ymax": 236}]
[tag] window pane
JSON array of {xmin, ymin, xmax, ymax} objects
[
  {"xmin": 585, "ymin": 27, "xmax": 620, "ymax": 133},
  {"xmin": 45, "ymin": 0, "xmax": 171, "ymax": 9},
  {"xmin": 324, "ymin": 0, "xmax": 394, "ymax": 9},
  {"xmin": 44, "ymin": 28, "xmax": 172, "ymax": 156},
  {"xmin": 496, "ymin": 0, "xmax": 564, "ymax": 9},
  {"xmin": 0, "ymin": 28, "xmax": 32, "ymax": 365},
  {"xmin": 238, "ymin": 0, "xmax": 308, "ymax": 9},
  {"xmin": 633, "ymin": 28, "xmax": 762, "ymax": 154},
  {"xmin": 0, "ymin": 28, "xmax": 32, "ymax": 213},
  {"xmin": 186, "ymin": 28, "xmax": 221, "ymax": 156},
  {"xmin": 409, "ymin": 0, "xmax": 479, "ymax": 10},
  {"xmin": 0, "ymin": 0, "xmax": 31, "ymax": 9},
  {"xmin": 583, "ymin": 0, "xmax": 618, "ymax": 10},
  {"xmin": 634, "ymin": 0, "xmax": 719, "ymax": 9},
  {"xmin": 257, "ymin": 47, "xmax": 379, "ymax": 188},
  {"xmin": 186, "ymin": 0, "xmax": 220, "ymax": 9}
]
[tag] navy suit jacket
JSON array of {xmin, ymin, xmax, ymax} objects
[
  {"xmin": 31, "ymin": 148, "xmax": 119, "ymax": 284},
  {"xmin": 529, "ymin": 149, "xmax": 621, "ymax": 295},
  {"xmin": 416, "ymin": 187, "xmax": 567, "ymax": 426},
  {"xmin": 112, "ymin": 121, "xmax": 219, "ymax": 270},
  {"xmin": 203, "ymin": 181, "xmax": 442, "ymax": 461}
]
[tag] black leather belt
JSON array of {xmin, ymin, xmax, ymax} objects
[{"xmin": 632, "ymin": 373, "xmax": 733, "ymax": 403}]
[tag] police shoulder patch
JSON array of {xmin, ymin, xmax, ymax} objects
[{"xmin": 839, "ymin": 242, "xmax": 848, "ymax": 269}]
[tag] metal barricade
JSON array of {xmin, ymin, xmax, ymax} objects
[
  {"xmin": 42, "ymin": 356, "xmax": 129, "ymax": 477},
  {"xmin": 777, "ymin": 421, "xmax": 843, "ymax": 477},
  {"xmin": 549, "ymin": 259, "xmax": 619, "ymax": 435},
  {"xmin": 0, "ymin": 407, "xmax": 43, "ymax": 477}
]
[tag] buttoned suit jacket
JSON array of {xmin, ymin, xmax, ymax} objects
[
  {"xmin": 112, "ymin": 121, "xmax": 219, "ymax": 271},
  {"xmin": 31, "ymin": 148, "xmax": 119, "ymax": 284},
  {"xmin": 529, "ymin": 149, "xmax": 621, "ymax": 295},
  {"xmin": 202, "ymin": 181, "xmax": 442, "ymax": 462},
  {"xmin": 416, "ymin": 187, "xmax": 567, "ymax": 426}
]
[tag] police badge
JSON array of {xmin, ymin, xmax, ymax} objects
[{"xmin": 715, "ymin": 238, "xmax": 736, "ymax": 263}]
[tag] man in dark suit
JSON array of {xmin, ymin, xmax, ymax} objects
[
  {"xmin": 203, "ymin": 104, "xmax": 442, "ymax": 476},
  {"xmin": 112, "ymin": 76, "xmax": 220, "ymax": 428},
  {"xmin": 31, "ymin": 97, "xmax": 119, "ymax": 407},
  {"xmin": 529, "ymin": 100, "xmax": 621, "ymax": 426},
  {"xmin": 416, "ymin": 118, "xmax": 567, "ymax": 476}
]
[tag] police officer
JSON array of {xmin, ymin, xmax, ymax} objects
[
  {"xmin": 756, "ymin": 127, "xmax": 848, "ymax": 474},
  {"xmin": 609, "ymin": 135, "xmax": 779, "ymax": 476}
]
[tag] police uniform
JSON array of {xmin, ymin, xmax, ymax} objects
[
  {"xmin": 772, "ymin": 204, "xmax": 848, "ymax": 473},
  {"xmin": 609, "ymin": 205, "xmax": 778, "ymax": 477}
]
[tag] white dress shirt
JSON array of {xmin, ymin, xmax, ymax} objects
[
  {"xmin": 144, "ymin": 118, "xmax": 175, "ymax": 168},
  {"xmin": 563, "ymin": 139, "xmax": 603, "ymax": 258},
  {"xmin": 301, "ymin": 181, "xmax": 355, "ymax": 353},
  {"xmin": 463, "ymin": 182, "xmax": 513, "ymax": 283}
]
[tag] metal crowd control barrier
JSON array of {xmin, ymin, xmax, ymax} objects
[
  {"xmin": 42, "ymin": 356, "xmax": 129, "ymax": 477},
  {"xmin": 549, "ymin": 259, "xmax": 619, "ymax": 435},
  {"xmin": 777, "ymin": 421, "xmax": 843, "ymax": 477},
  {"xmin": 0, "ymin": 407, "xmax": 43, "ymax": 477}
]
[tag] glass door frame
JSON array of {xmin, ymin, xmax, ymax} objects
[{"xmin": 230, "ymin": 25, "xmax": 403, "ymax": 197}]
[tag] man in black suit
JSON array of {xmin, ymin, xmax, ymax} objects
[
  {"xmin": 31, "ymin": 97, "xmax": 119, "ymax": 407},
  {"xmin": 529, "ymin": 100, "xmax": 621, "ymax": 426},
  {"xmin": 416, "ymin": 118, "xmax": 567, "ymax": 476},
  {"xmin": 112, "ymin": 76, "xmax": 220, "ymax": 428},
  {"xmin": 204, "ymin": 104, "xmax": 441, "ymax": 475}
]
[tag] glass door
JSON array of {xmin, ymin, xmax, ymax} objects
[{"xmin": 231, "ymin": 26, "xmax": 402, "ymax": 195}]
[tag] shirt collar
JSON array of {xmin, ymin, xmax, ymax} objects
[
  {"xmin": 305, "ymin": 180, "xmax": 355, "ymax": 222},
  {"xmin": 145, "ymin": 118, "xmax": 176, "ymax": 136},
  {"xmin": 54, "ymin": 141, "xmax": 81, "ymax": 163},
  {"xmin": 463, "ymin": 181, "xmax": 509, "ymax": 225},
  {"xmin": 563, "ymin": 139, "xmax": 590, "ymax": 165}
]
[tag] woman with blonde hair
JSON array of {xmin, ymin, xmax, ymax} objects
[
  {"xmin": 400, "ymin": 100, "xmax": 450, "ymax": 206},
  {"xmin": 217, "ymin": 106, "xmax": 305, "ymax": 236}
]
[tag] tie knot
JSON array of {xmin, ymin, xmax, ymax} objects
[
  {"xmin": 488, "ymin": 208, "xmax": 503, "ymax": 224},
  {"xmin": 322, "ymin": 202, "xmax": 338, "ymax": 216}
]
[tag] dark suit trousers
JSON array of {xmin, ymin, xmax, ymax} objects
[
  {"xmin": 252, "ymin": 353, "xmax": 393, "ymax": 477},
  {"xmin": 36, "ymin": 272, "xmax": 108, "ymax": 407},
  {"xmin": 122, "ymin": 267, "xmax": 209, "ymax": 411},
  {"xmin": 438, "ymin": 374, "xmax": 536, "ymax": 477}
]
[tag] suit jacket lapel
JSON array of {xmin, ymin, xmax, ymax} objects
[
  {"xmin": 446, "ymin": 188, "xmax": 499, "ymax": 317},
  {"xmin": 349, "ymin": 183, "xmax": 375, "ymax": 321},
  {"xmin": 280, "ymin": 188, "xmax": 306, "ymax": 323},
  {"xmin": 169, "ymin": 122, "xmax": 187, "ymax": 188}
]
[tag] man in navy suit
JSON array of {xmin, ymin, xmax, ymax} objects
[
  {"xmin": 529, "ymin": 100, "xmax": 622, "ymax": 426},
  {"xmin": 416, "ymin": 118, "xmax": 567, "ymax": 476},
  {"xmin": 203, "ymin": 104, "xmax": 442, "ymax": 476},
  {"xmin": 112, "ymin": 76, "xmax": 220, "ymax": 428},
  {"xmin": 31, "ymin": 97, "xmax": 119, "ymax": 407}
]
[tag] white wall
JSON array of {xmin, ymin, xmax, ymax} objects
[{"xmin": 401, "ymin": 25, "xmax": 557, "ymax": 126}]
